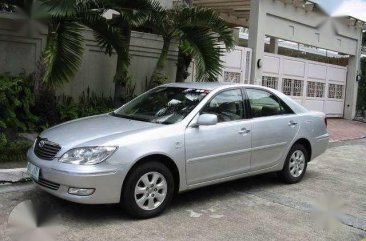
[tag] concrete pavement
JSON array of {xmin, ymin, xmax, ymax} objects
[{"xmin": 0, "ymin": 140, "xmax": 365, "ymax": 241}]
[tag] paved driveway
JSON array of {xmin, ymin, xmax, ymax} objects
[
  {"xmin": 0, "ymin": 140, "xmax": 365, "ymax": 241},
  {"xmin": 328, "ymin": 119, "xmax": 366, "ymax": 142}
]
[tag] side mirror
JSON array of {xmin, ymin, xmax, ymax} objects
[{"xmin": 196, "ymin": 114, "xmax": 218, "ymax": 126}]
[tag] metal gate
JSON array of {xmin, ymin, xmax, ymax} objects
[{"xmin": 262, "ymin": 53, "xmax": 347, "ymax": 117}]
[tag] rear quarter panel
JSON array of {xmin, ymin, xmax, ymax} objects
[{"xmin": 295, "ymin": 111, "xmax": 329, "ymax": 160}]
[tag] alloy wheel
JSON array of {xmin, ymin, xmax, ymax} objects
[
  {"xmin": 289, "ymin": 150, "xmax": 305, "ymax": 178},
  {"xmin": 134, "ymin": 172, "xmax": 168, "ymax": 211}
]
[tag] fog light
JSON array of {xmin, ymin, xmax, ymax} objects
[{"xmin": 68, "ymin": 187, "xmax": 95, "ymax": 196}]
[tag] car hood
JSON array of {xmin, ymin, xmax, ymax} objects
[{"xmin": 40, "ymin": 114, "xmax": 160, "ymax": 148}]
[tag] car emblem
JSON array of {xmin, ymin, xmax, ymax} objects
[{"xmin": 39, "ymin": 140, "xmax": 45, "ymax": 148}]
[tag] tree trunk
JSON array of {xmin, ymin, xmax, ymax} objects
[
  {"xmin": 150, "ymin": 38, "xmax": 171, "ymax": 88},
  {"xmin": 175, "ymin": 50, "xmax": 192, "ymax": 83},
  {"xmin": 113, "ymin": 54, "xmax": 126, "ymax": 107},
  {"xmin": 113, "ymin": 25, "xmax": 131, "ymax": 107}
]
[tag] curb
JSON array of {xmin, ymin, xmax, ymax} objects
[
  {"xmin": 0, "ymin": 168, "xmax": 31, "ymax": 184},
  {"xmin": 329, "ymin": 136, "xmax": 366, "ymax": 143}
]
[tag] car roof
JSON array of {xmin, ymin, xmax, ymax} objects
[
  {"xmin": 163, "ymin": 82, "xmax": 248, "ymax": 90},
  {"xmin": 162, "ymin": 82, "xmax": 308, "ymax": 114}
]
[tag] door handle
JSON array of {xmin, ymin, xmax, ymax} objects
[
  {"xmin": 239, "ymin": 128, "xmax": 251, "ymax": 135},
  {"xmin": 288, "ymin": 120, "xmax": 298, "ymax": 126}
]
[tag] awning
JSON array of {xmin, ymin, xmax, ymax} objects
[{"xmin": 192, "ymin": 0, "xmax": 251, "ymax": 27}]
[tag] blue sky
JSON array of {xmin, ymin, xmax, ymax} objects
[{"xmin": 312, "ymin": 0, "xmax": 366, "ymax": 21}]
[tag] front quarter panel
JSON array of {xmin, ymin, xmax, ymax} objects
[{"xmin": 79, "ymin": 123, "xmax": 187, "ymax": 192}]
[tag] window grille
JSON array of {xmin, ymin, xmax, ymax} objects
[
  {"xmin": 282, "ymin": 79, "xmax": 304, "ymax": 97},
  {"xmin": 262, "ymin": 76, "xmax": 278, "ymax": 90},
  {"xmin": 328, "ymin": 84, "xmax": 344, "ymax": 99},
  {"xmin": 307, "ymin": 81, "xmax": 325, "ymax": 98},
  {"xmin": 224, "ymin": 71, "xmax": 241, "ymax": 83}
]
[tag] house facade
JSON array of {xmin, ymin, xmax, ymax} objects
[{"xmin": 0, "ymin": 0, "xmax": 364, "ymax": 119}]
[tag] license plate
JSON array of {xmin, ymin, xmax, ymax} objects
[{"xmin": 27, "ymin": 162, "xmax": 40, "ymax": 181}]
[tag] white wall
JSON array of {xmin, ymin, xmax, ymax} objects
[{"xmin": 0, "ymin": 13, "xmax": 178, "ymax": 99}]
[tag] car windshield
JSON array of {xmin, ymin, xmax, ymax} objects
[{"xmin": 113, "ymin": 87, "xmax": 210, "ymax": 124}]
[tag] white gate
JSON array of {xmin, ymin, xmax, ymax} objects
[
  {"xmin": 218, "ymin": 46, "xmax": 252, "ymax": 84},
  {"xmin": 262, "ymin": 53, "xmax": 347, "ymax": 117}
]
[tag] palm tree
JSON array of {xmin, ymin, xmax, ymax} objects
[
  {"xmin": 100, "ymin": 0, "xmax": 152, "ymax": 106},
  {"xmin": 1, "ymin": 0, "xmax": 136, "ymax": 105},
  {"xmin": 146, "ymin": 3, "xmax": 235, "ymax": 85},
  {"xmin": 0, "ymin": 0, "xmax": 106, "ymax": 86}
]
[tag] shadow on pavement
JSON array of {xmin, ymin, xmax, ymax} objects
[{"xmin": 24, "ymin": 171, "xmax": 310, "ymax": 223}]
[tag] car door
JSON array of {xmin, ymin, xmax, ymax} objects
[
  {"xmin": 245, "ymin": 88, "xmax": 299, "ymax": 171},
  {"xmin": 185, "ymin": 88, "xmax": 252, "ymax": 185}
]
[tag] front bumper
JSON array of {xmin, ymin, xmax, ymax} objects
[{"xmin": 27, "ymin": 149, "xmax": 126, "ymax": 204}]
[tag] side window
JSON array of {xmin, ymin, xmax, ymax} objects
[
  {"xmin": 246, "ymin": 89, "xmax": 293, "ymax": 118},
  {"xmin": 202, "ymin": 89, "xmax": 245, "ymax": 123}
]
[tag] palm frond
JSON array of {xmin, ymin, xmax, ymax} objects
[
  {"xmin": 104, "ymin": 0, "xmax": 152, "ymax": 27},
  {"xmin": 175, "ymin": 6, "xmax": 234, "ymax": 50},
  {"xmin": 43, "ymin": 20, "xmax": 84, "ymax": 86},
  {"xmin": 144, "ymin": 0, "xmax": 174, "ymax": 37},
  {"xmin": 80, "ymin": 12, "xmax": 128, "ymax": 57},
  {"xmin": 180, "ymin": 27, "xmax": 224, "ymax": 81},
  {"xmin": 40, "ymin": 0, "xmax": 101, "ymax": 18}
]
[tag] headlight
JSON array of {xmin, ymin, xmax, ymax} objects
[{"xmin": 59, "ymin": 146, "xmax": 118, "ymax": 165}]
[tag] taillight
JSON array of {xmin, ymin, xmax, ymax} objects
[{"xmin": 324, "ymin": 117, "xmax": 328, "ymax": 128}]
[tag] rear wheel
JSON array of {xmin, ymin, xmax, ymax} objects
[
  {"xmin": 121, "ymin": 161, "xmax": 174, "ymax": 219},
  {"xmin": 278, "ymin": 144, "xmax": 308, "ymax": 184}
]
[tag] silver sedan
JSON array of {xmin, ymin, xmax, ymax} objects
[{"xmin": 27, "ymin": 83, "xmax": 329, "ymax": 218}]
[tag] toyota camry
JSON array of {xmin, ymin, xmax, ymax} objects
[{"xmin": 27, "ymin": 83, "xmax": 329, "ymax": 218}]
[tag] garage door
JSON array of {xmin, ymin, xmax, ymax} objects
[{"xmin": 262, "ymin": 53, "xmax": 347, "ymax": 117}]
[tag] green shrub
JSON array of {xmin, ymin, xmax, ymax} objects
[
  {"xmin": 32, "ymin": 84, "xmax": 60, "ymax": 130},
  {"xmin": 0, "ymin": 74, "xmax": 115, "ymax": 163},
  {"xmin": 0, "ymin": 73, "xmax": 38, "ymax": 133},
  {"xmin": 0, "ymin": 140, "xmax": 32, "ymax": 163},
  {"xmin": 57, "ymin": 88, "xmax": 114, "ymax": 122}
]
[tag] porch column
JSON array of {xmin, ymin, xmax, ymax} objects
[
  {"xmin": 248, "ymin": 0, "xmax": 266, "ymax": 85},
  {"xmin": 344, "ymin": 31, "xmax": 362, "ymax": 120},
  {"xmin": 269, "ymin": 37, "xmax": 279, "ymax": 54},
  {"xmin": 232, "ymin": 28, "xmax": 240, "ymax": 46}
]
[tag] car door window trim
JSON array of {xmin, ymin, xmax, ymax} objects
[
  {"xmin": 244, "ymin": 87, "xmax": 295, "ymax": 119},
  {"xmin": 197, "ymin": 87, "xmax": 249, "ymax": 124}
]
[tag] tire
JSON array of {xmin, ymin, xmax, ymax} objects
[
  {"xmin": 121, "ymin": 161, "xmax": 174, "ymax": 219},
  {"xmin": 278, "ymin": 144, "xmax": 308, "ymax": 184}
]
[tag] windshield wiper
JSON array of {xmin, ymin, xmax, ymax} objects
[{"xmin": 110, "ymin": 112, "xmax": 150, "ymax": 122}]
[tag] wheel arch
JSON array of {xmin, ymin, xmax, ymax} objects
[
  {"xmin": 293, "ymin": 138, "xmax": 312, "ymax": 161},
  {"xmin": 122, "ymin": 154, "xmax": 180, "ymax": 196}
]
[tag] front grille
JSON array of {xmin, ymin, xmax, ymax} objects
[
  {"xmin": 34, "ymin": 137, "xmax": 61, "ymax": 160},
  {"xmin": 33, "ymin": 177, "xmax": 60, "ymax": 190}
]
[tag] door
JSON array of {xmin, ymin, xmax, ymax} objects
[
  {"xmin": 245, "ymin": 88, "xmax": 299, "ymax": 171},
  {"xmin": 185, "ymin": 88, "xmax": 252, "ymax": 185}
]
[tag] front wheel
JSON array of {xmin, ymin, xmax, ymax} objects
[
  {"xmin": 121, "ymin": 161, "xmax": 174, "ymax": 219},
  {"xmin": 278, "ymin": 144, "xmax": 308, "ymax": 184}
]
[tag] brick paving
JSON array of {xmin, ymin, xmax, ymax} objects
[{"xmin": 327, "ymin": 118, "xmax": 366, "ymax": 142}]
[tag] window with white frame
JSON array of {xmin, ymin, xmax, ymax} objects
[
  {"xmin": 307, "ymin": 81, "xmax": 325, "ymax": 98},
  {"xmin": 262, "ymin": 76, "xmax": 278, "ymax": 90},
  {"xmin": 282, "ymin": 79, "xmax": 304, "ymax": 97},
  {"xmin": 328, "ymin": 84, "xmax": 344, "ymax": 99}
]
